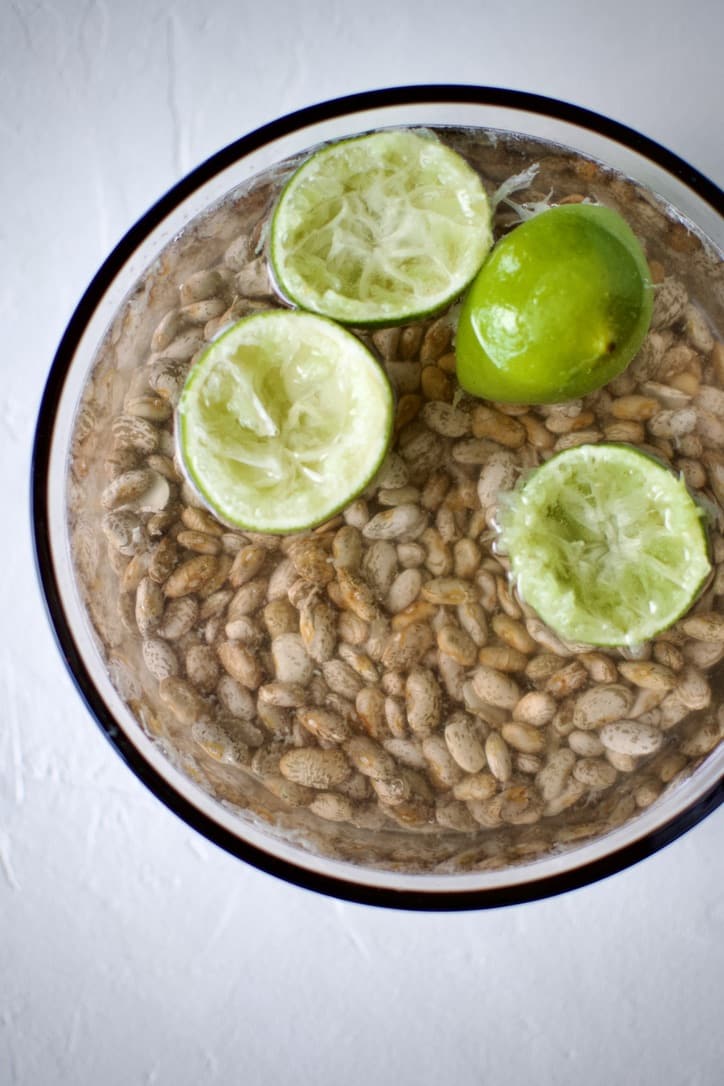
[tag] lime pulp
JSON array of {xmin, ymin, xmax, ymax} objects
[
  {"xmin": 177, "ymin": 310, "xmax": 394, "ymax": 533},
  {"xmin": 269, "ymin": 129, "xmax": 493, "ymax": 326},
  {"xmin": 496, "ymin": 443, "xmax": 711, "ymax": 647}
]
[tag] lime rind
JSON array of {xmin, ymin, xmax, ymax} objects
[
  {"xmin": 177, "ymin": 310, "xmax": 394, "ymax": 534},
  {"xmin": 455, "ymin": 203, "xmax": 654, "ymax": 404},
  {"xmin": 496, "ymin": 443, "xmax": 711, "ymax": 647},
  {"xmin": 269, "ymin": 129, "xmax": 492, "ymax": 327}
]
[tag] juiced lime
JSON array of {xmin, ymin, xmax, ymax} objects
[
  {"xmin": 456, "ymin": 203, "xmax": 653, "ymax": 403},
  {"xmin": 497, "ymin": 443, "xmax": 711, "ymax": 647},
  {"xmin": 177, "ymin": 310, "xmax": 393, "ymax": 533},
  {"xmin": 270, "ymin": 129, "xmax": 492, "ymax": 326}
]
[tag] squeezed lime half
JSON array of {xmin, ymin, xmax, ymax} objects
[
  {"xmin": 177, "ymin": 310, "xmax": 394, "ymax": 533},
  {"xmin": 497, "ymin": 443, "xmax": 711, "ymax": 646},
  {"xmin": 270, "ymin": 129, "xmax": 492, "ymax": 326}
]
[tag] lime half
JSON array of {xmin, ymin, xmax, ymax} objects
[
  {"xmin": 177, "ymin": 310, "xmax": 393, "ymax": 533},
  {"xmin": 270, "ymin": 129, "xmax": 492, "ymax": 326},
  {"xmin": 497, "ymin": 444, "xmax": 711, "ymax": 647}
]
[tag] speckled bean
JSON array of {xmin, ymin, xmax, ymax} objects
[{"xmin": 599, "ymin": 720, "xmax": 664, "ymax": 756}]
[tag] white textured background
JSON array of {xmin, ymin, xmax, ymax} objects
[{"xmin": 2, "ymin": 1, "xmax": 723, "ymax": 1083}]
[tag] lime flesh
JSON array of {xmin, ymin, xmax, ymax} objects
[
  {"xmin": 497, "ymin": 443, "xmax": 711, "ymax": 647},
  {"xmin": 270, "ymin": 129, "xmax": 492, "ymax": 326},
  {"xmin": 456, "ymin": 204, "xmax": 653, "ymax": 403},
  {"xmin": 177, "ymin": 311, "xmax": 394, "ymax": 533}
]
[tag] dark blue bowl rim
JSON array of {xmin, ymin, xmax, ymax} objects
[{"xmin": 31, "ymin": 84, "xmax": 724, "ymax": 911}]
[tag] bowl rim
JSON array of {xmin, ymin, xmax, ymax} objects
[{"xmin": 31, "ymin": 84, "xmax": 724, "ymax": 911}]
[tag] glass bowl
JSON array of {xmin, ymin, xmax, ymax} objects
[{"xmin": 32, "ymin": 86, "xmax": 724, "ymax": 910}]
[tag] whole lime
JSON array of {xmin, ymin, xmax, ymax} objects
[{"xmin": 455, "ymin": 204, "xmax": 653, "ymax": 403}]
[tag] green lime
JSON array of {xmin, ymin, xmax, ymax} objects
[
  {"xmin": 497, "ymin": 443, "xmax": 711, "ymax": 647},
  {"xmin": 269, "ymin": 129, "xmax": 492, "ymax": 326},
  {"xmin": 455, "ymin": 203, "xmax": 653, "ymax": 403},
  {"xmin": 177, "ymin": 310, "xmax": 394, "ymax": 533}
]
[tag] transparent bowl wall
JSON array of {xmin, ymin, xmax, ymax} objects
[{"xmin": 33, "ymin": 87, "xmax": 724, "ymax": 909}]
